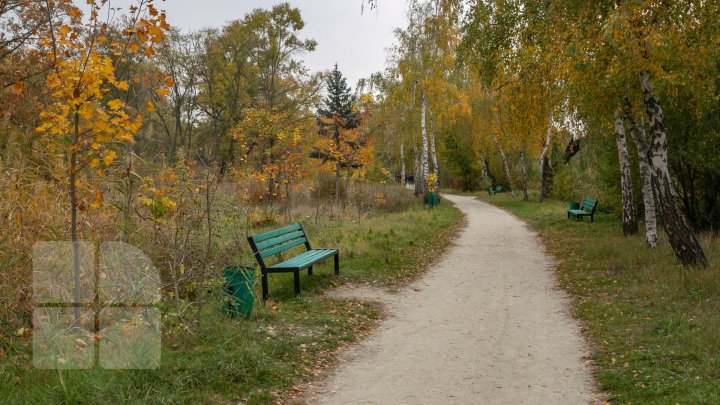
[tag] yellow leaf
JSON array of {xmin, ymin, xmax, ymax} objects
[
  {"xmin": 69, "ymin": 7, "xmax": 82, "ymax": 18},
  {"xmin": 89, "ymin": 158, "xmax": 100, "ymax": 168},
  {"xmin": 58, "ymin": 25, "xmax": 71, "ymax": 37},
  {"xmin": 143, "ymin": 47, "xmax": 155, "ymax": 57},
  {"xmin": 115, "ymin": 81, "xmax": 129, "ymax": 91},
  {"xmin": 146, "ymin": 101, "xmax": 156, "ymax": 113},
  {"xmin": 107, "ymin": 99, "xmax": 124, "ymax": 110},
  {"xmin": 103, "ymin": 151, "xmax": 117, "ymax": 166},
  {"xmin": 155, "ymin": 88, "xmax": 169, "ymax": 98}
]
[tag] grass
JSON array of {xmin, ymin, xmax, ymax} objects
[
  {"xmin": 0, "ymin": 200, "xmax": 464, "ymax": 404},
  {"xmin": 477, "ymin": 191, "xmax": 720, "ymax": 404}
]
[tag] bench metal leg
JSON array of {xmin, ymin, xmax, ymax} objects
[
  {"xmin": 334, "ymin": 253, "xmax": 340, "ymax": 275},
  {"xmin": 293, "ymin": 271, "xmax": 301, "ymax": 296},
  {"xmin": 308, "ymin": 266, "xmax": 313, "ymax": 276},
  {"xmin": 261, "ymin": 271, "xmax": 269, "ymax": 302}
]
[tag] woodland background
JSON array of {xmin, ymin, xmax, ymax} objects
[{"xmin": 1, "ymin": 0, "xmax": 720, "ymax": 402}]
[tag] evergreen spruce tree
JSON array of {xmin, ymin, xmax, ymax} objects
[
  {"xmin": 317, "ymin": 63, "xmax": 360, "ymax": 130},
  {"xmin": 313, "ymin": 64, "xmax": 360, "ymax": 205}
]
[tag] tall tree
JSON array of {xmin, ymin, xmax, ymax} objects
[
  {"xmin": 314, "ymin": 64, "xmax": 360, "ymax": 205},
  {"xmin": 245, "ymin": 2, "xmax": 319, "ymax": 198},
  {"xmin": 624, "ymin": 102, "xmax": 658, "ymax": 247},
  {"xmin": 35, "ymin": 0, "xmax": 168, "ymax": 320},
  {"xmin": 614, "ymin": 108, "xmax": 638, "ymax": 235}
]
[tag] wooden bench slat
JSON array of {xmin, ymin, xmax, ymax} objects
[
  {"xmin": 270, "ymin": 249, "xmax": 337, "ymax": 270},
  {"xmin": 259, "ymin": 237, "xmax": 307, "ymax": 258},
  {"xmin": 251, "ymin": 223, "xmax": 302, "ymax": 243},
  {"xmin": 255, "ymin": 230, "xmax": 306, "ymax": 250},
  {"xmin": 273, "ymin": 250, "xmax": 327, "ymax": 268}
]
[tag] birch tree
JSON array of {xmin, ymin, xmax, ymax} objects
[
  {"xmin": 614, "ymin": 108, "xmax": 638, "ymax": 235},
  {"xmin": 624, "ymin": 102, "xmax": 658, "ymax": 247}
]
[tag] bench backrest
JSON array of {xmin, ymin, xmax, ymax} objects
[
  {"xmin": 582, "ymin": 198, "xmax": 599, "ymax": 213},
  {"xmin": 495, "ymin": 186, "xmax": 503, "ymax": 192},
  {"xmin": 248, "ymin": 224, "xmax": 309, "ymax": 263}
]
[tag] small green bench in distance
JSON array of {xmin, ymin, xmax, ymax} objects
[
  {"xmin": 247, "ymin": 224, "xmax": 339, "ymax": 301},
  {"xmin": 568, "ymin": 198, "xmax": 599, "ymax": 222},
  {"xmin": 487, "ymin": 185, "xmax": 504, "ymax": 195}
]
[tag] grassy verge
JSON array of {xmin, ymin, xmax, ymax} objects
[
  {"xmin": 477, "ymin": 192, "xmax": 720, "ymax": 404},
  {"xmin": 1, "ymin": 201, "xmax": 463, "ymax": 404}
]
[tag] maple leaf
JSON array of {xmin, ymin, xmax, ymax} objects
[{"xmin": 107, "ymin": 99, "xmax": 124, "ymax": 110}]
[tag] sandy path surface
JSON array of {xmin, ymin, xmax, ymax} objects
[{"xmin": 310, "ymin": 195, "xmax": 597, "ymax": 405}]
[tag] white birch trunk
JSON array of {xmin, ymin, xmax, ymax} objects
[
  {"xmin": 429, "ymin": 110, "xmax": 439, "ymax": 190},
  {"xmin": 414, "ymin": 143, "xmax": 421, "ymax": 195},
  {"xmin": 420, "ymin": 91, "xmax": 429, "ymax": 194},
  {"xmin": 480, "ymin": 153, "xmax": 490, "ymax": 183},
  {"xmin": 492, "ymin": 133, "xmax": 516, "ymax": 198},
  {"xmin": 639, "ymin": 71, "xmax": 707, "ymax": 266},
  {"xmin": 539, "ymin": 119, "xmax": 552, "ymax": 202},
  {"xmin": 625, "ymin": 106, "xmax": 658, "ymax": 247},
  {"xmin": 614, "ymin": 108, "xmax": 639, "ymax": 236},
  {"xmin": 519, "ymin": 150, "xmax": 529, "ymax": 201}
]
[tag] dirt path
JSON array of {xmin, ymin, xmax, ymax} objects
[{"xmin": 309, "ymin": 195, "xmax": 597, "ymax": 404}]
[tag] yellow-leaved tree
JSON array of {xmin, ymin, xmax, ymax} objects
[{"xmin": 34, "ymin": 0, "xmax": 169, "ymax": 320}]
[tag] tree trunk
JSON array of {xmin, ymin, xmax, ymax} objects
[
  {"xmin": 614, "ymin": 108, "xmax": 639, "ymax": 236},
  {"xmin": 171, "ymin": 106, "xmax": 182, "ymax": 158},
  {"xmin": 71, "ymin": 112, "xmax": 81, "ymax": 322},
  {"xmin": 429, "ymin": 110, "xmax": 439, "ymax": 190},
  {"xmin": 519, "ymin": 150, "xmax": 529, "ymax": 201},
  {"xmin": 335, "ymin": 162, "xmax": 341, "ymax": 206},
  {"xmin": 624, "ymin": 103, "xmax": 659, "ymax": 247},
  {"xmin": 639, "ymin": 71, "xmax": 707, "ymax": 266},
  {"xmin": 400, "ymin": 142, "xmax": 406, "ymax": 187},
  {"xmin": 492, "ymin": 134, "xmax": 516, "ymax": 197},
  {"xmin": 539, "ymin": 120, "xmax": 552, "ymax": 202},
  {"xmin": 420, "ymin": 91, "xmax": 429, "ymax": 194},
  {"xmin": 414, "ymin": 143, "xmax": 421, "ymax": 195},
  {"xmin": 480, "ymin": 153, "xmax": 490, "ymax": 183},
  {"xmin": 123, "ymin": 147, "xmax": 134, "ymax": 242},
  {"xmin": 334, "ymin": 125, "xmax": 342, "ymax": 206}
]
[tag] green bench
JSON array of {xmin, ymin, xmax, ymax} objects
[
  {"xmin": 487, "ymin": 185, "xmax": 504, "ymax": 195},
  {"xmin": 247, "ymin": 223, "xmax": 339, "ymax": 301},
  {"xmin": 568, "ymin": 198, "xmax": 599, "ymax": 222}
]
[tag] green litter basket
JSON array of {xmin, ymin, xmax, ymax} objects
[
  {"xmin": 223, "ymin": 266, "xmax": 256, "ymax": 318},
  {"xmin": 426, "ymin": 192, "xmax": 438, "ymax": 207}
]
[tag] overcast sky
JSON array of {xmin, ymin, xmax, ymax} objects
[{"xmin": 152, "ymin": 0, "xmax": 409, "ymax": 88}]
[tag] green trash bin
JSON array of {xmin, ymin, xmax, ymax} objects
[
  {"xmin": 426, "ymin": 192, "xmax": 439, "ymax": 208},
  {"xmin": 223, "ymin": 266, "xmax": 255, "ymax": 318}
]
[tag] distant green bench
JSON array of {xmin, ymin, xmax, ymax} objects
[
  {"xmin": 248, "ymin": 224, "xmax": 339, "ymax": 301},
  {"xmin": 568, "ymin": 198, "xmax": 599, "ymax": 222},
  {"xmin": 487, "ymin": 185, "xmax": 504, "ymax": 195}
]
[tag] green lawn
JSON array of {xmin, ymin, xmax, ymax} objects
[
  {"xmin": 478, "ymin": 192, "xmax": 720, "ymax": 404},
  {"xmin": 1, "ymin": 201, "xmax": 463, "ymax": 404}
]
